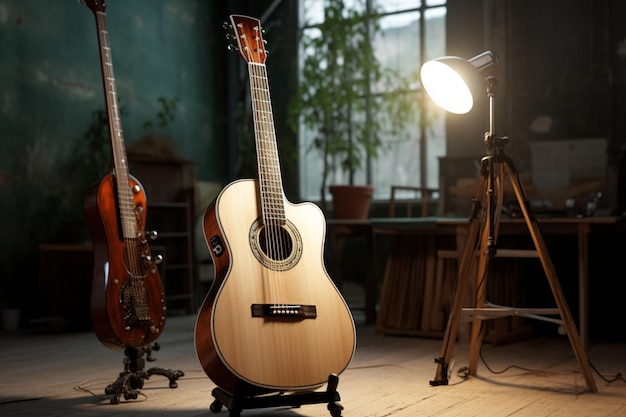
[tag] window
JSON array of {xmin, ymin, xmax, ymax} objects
[{"xmin": 297, "ymin": 0, "xmax": 447, "ymax": 201}]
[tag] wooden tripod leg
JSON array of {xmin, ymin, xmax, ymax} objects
[
  {"xmin": 468, "ymin": 161, "xmax": 505, "ymax": 375},
  {"xmin": 467, "ymin": 220, "xmax": 491, "ymax": 375},
  {"xmin": 430, "ymin": 173, "xmax": 488, "ymax": 386},
  {"xmin": 504, "ymin": 162, "xmax": 597, "ymax": 393}
]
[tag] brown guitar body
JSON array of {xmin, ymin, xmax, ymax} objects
[
  {"xmin": 85, "ymin": 173, "xmax": 166, "ymax": 350},
  {"xmin": 194, "ymin": 180, "xmax": 356, "ymax": 394}
]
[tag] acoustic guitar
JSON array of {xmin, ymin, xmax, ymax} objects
[
  {"xmin": 194, "ymin": 15, "xmax": 356, "ymax": 394},
  {"xmin": 82, "ymin": 0, "xmax": 167, "ymax": 350}
]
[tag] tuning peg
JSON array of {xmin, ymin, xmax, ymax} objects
[
  {"xmin": 222, "ymin": 21, "xmax": 231, "ymax": 30},
  {"xmin": 227, "ymin": 44, "xmax": 238, "ymax": 52},
  {"xmin": 146, "ymin": 230, "xmax": 158, "ymax": 240},
  {"xmin": 144, "ymin": 253, "xmax": 163, "ymax": 265}
]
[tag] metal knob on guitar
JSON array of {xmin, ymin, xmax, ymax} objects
[
  {"xmin": 152, "ymin": 254, "xmax": 164, "ymax": 265},
  {"xmin": 144, "ymin": 231, "xmax": 163, "ymax": 264}
]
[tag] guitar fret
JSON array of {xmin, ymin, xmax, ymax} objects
[
  {"xmin": 246, "ymin": 60, "xmax": 287, "ymax": 225},
  {"xmin": 259, "ymin": 188, "xmax": 283, "ymax": 196},
  {"xmin": 263, "ymin": 211, "xmax": 286, "ymax": 219},
  {"xmin": 258, "ymin": 158, "xmax": 280, "ymax": 164},
  {"xmin": 95, "ymin": 11, "xmax": 137, "ymax": 240}
]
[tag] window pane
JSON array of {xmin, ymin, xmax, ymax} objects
[
  {"xmin": 299, "ymin": 124, "xmax": 324, "ymax": 200},
  {"xmin": 302, "ymin": 0, "xmax": 366, "ymax": 25},
  {"xmin": 297, "ymin": 0, "xmax": 447, "ymax": 202},
  {"xmin": 423, "ymin": 7, "xmax": 447, "ymax": 189},
  {"xmin": 424, "ymin": 7, "xmax": 446, "ymax": 61},
  {"xmin": 375, "ymin": 0, "xmax": 422, "ymax": 13},
  {"xmin": 373, "ymin": 94, "xmax": 422, "ymax": 198},
  {"xmin": 298, "ymin": 95, "xmax": 369, "ymax": 202},
  {"xmin": 301, "ymin": 0, "xmax": 324, "ymax": 25},
  {"xmin": 375, "ymin": 12, "xmax": 421, "ymax": 82}
]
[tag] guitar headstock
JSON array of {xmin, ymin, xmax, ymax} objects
[
  {"xmin": 228, "ymin": 15, "xmax": 267, "ymax": 64},
  {"xmin": 81, "ymin": 0, "xmax": 106, "ymax": 13}
]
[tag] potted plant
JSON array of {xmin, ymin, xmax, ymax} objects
[
  {"xmin": 288, "ymin": 0, "xmax": 416, "ymax": 218},
  {"xmin": 127, "ymin": 96, "xmax": 181, "ymax": 159}
]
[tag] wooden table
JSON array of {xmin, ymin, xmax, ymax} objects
[
  {"xmin": 369, "ymin": 216, "xmax": 625, "ymax": 350},
  {"xmin": 326, "ymin": 219, "xmax": 376, "ymax": 324}
]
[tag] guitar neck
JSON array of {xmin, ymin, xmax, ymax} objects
[
  {"xmin": 92, "ymin": 9, "xmax": 137, "ymax": 239},
  {"xmin": 248, "ymin": 61, "xmax": 286, "ymax": 226}
]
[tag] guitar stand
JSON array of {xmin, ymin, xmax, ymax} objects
[
  {"xmin": 209, "ymin": 374, "xmax": 344, "ymax": 417},
  {"xmin": 104, "ymin": 343, "xmax": 185, "ymax": 404}
]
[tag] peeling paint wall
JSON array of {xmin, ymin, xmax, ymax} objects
[{"xmin": 0, "ymin": 0, "xmax": 225, "ymax": 306}]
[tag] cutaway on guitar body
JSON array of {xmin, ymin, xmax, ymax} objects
[{"xmin": 195, "ymin": 180, "xmax": 356, "ymax": 393}]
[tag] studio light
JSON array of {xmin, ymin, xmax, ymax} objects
[
  {"xmin": 420, "ymin": 51, "xmax": 499, "ymax": 114},
  {"xmin": 421, "ymin": 50, "xmax": 597, "ymax": 394}
]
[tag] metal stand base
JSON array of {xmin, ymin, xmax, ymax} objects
[
  {"xmin": 209, "ymin": 374, "xmax": 344, "ymax": 417},
  {"xmin": 105, "ymin": 343, "xmax": 184, "ymax": 404}
]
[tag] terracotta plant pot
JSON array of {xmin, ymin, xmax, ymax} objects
[{"xmin": 329, "ymin": 185, "xmax": 374, "ymax": 219}]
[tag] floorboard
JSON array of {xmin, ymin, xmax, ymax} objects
[{"xmin": 1, "ymin": 314, "xmax": 625, "ymax": 417}]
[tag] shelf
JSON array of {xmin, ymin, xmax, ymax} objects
[{"xmin": 129, "ymin": 156, "xmax": 198, "ymax": 314}]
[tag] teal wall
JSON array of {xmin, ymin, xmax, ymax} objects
[
  {"xmin": 1, "ymin": 0, "xmax": 221, "ymax": 179},
  {"xmin": 0, "ymin": 0, "xmax": 299, "ymax": 311},
  {"xmin": 0, "ymin": 0, "xmax": 227, "ymax": 305}
]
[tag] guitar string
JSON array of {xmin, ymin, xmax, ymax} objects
[
  {"xmin": 248, "ymin": 41, "xmax": 286, "ymax": 309},
  {"xmin": 251, "ymin": 61, "xmax": 276, "ymax": 305},
  {"xmin": 98, "ymin": 11, "xmax": 147, "ymax": 321}
]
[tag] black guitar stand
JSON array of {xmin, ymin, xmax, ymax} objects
[
  {"xmin": 104, "ymin": 343, "xmax": 184, "ymax": 404},
  {"xmin": 209, "ymin": 374, "xmax": 344, "ymax": 417}
]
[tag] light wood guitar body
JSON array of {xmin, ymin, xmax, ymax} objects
[
  {"xmin": 195, "ymin": 180, "xmax": 356, "ymax": 393},
  {"xmin": 195, "ymin": 15, "xmax": 356, "ymax": 394}
]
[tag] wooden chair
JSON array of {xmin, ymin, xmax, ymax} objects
[{"xmin": 388, "ymin": 186, "xmax": 439, "ymax": 218}]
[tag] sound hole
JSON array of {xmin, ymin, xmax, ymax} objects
[
  {"xmin": 258, "ymin": 225, "xmax": 293, "ymax": 261},
  {"xmin": 249, "ymin": 218, "xmax": 303, "ymax": 271}
]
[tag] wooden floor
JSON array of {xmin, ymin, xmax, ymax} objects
[{"xmin": 1, "ymin": 312, "xmax": 625, "ymax": 417}]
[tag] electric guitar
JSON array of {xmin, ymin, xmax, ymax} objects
[
  {"xmin": 194, "ymin": 15, "xmax": 356, "ymax": 394},
  {"xmin": 82, "ymin": 0, "xmax": 167, "ymax": 350}
]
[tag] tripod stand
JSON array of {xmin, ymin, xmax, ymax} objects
[
  {"xmin": 429, "ymin": 77, "xmax": 597, "ymax": 393},
  {"xmin": 104, "ymin": 343, "xmax": 184, "ymax": 404}
]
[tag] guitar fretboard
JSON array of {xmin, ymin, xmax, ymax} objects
[
  {"xmin": 95, "ymin": 11, "xmax": 137, "ymax": 240},
  {"xmin": 248, "ymin": 62, "xmax": 286, "ymax": 226}
]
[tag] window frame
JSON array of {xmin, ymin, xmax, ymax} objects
[{"xmin": 297, "ymin": 0, "xmax": 447, "ymax": 202}]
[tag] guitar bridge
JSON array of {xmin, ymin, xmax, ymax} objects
[{"xmin": 251, "ymin": 304, "xmax": 316, "ymax": 319}]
